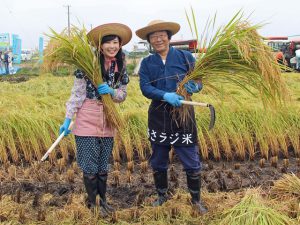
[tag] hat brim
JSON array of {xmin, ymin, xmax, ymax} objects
[
  {"xmin": 87, "ymin": 23, "xmax": 132, "ymax": 47},
  {"xmin": 136, "ymin": 22, "xmax": 180, "ymax": 40}
]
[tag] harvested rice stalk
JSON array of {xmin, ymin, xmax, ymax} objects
[
  {"xmin": 272, "ymin": 173, "xmax": 300, "ymax": 198},
  {"xmin": 214, "ymin": 189, "xmax": 296, "ymax": 225},
  {"xmin": 176, "ymin": 9, "xmax": 288, "ymax": 124},
  {"xmin": 46, "ymin": 26, "xmax": 125, "ymax": 131}
]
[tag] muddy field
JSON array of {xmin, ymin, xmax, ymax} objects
[{"xmin": 1, "ymin": 156, "xmax": 299, "ymax": 211}]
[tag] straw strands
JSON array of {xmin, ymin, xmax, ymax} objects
[
  {"xmin": 0, "ymin": 183, "xmax": 299, "ymax": 224},
  {"xmin": 272, "ymin": 173, "xmax": 300, "ymax": 198},
  {"xmin": 176, "ymin": 9, "xmax": 289, "ymax": 124},
  {"xmin": 215, "ymin": 189, "xmax": 296, "ymax": 225}
]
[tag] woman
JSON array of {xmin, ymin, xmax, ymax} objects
[{"xmin": 59, "ymin": 23, "xmax": 132, "ymax": 215}]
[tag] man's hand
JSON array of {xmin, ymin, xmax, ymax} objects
[
  {"xmin": 163, "ymin": 92, "xmax": 184, "ymax": 107},
  {"xmin": 184, "ymin": 80, "xmax": 203, "ymax": 95}
]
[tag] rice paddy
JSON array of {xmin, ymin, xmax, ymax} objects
[
  {"xmin": 0, "ymin": 73, "xmax": 299, "ymax": 164},
  {"xmin": 0, "ymin": 72, "xmax": 299, "ymax": 224}
]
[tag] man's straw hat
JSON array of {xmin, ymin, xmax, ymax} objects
[
  {"xmin": 135, "ymin": 20, "xmax": 180, "ymax": 40},
  {"xmin": 87, "ymin": 23, "xmax": 132, "ymax": 47}
]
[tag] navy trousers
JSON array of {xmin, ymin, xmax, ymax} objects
[
  {"xmin": 5, "ymin": 63, "xmax": 9, "ymax": 74},
  {"xmin": 150, "ymin": 143, "xmax": 201, "ymax": 173}
]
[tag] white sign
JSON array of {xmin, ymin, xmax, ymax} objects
[{"xmin": 0, "ymin": 33, "xmax": 10, "ymax": 47}]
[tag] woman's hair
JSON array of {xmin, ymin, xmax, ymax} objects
[{"xmin": 100, "ymin": 35, "xmax": 124, "ymax": 75}]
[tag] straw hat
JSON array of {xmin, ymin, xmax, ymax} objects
[
  {"xmin": 87, "ymin": 23, "xmax": 132, "ymax": 47},
  {"xmin": 135, "ymin": 20, "xmax": 180, "ymax": 40}
]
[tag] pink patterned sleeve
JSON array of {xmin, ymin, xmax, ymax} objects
[
  {"xmin": 112, "ymin": 85, "xmax": 127, "ymax": 103},
  {"xmin": 65, "ymin": 78, "xmax": 87, "ymax": 119}
]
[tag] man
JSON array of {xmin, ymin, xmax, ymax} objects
[
  {"xmin": 136, "ymin": 20, "xmax": 207, "ymax": 214},
  {"xmin": 4, "ymin": 51, "xmax": 9, "ymax": 75},
  {"xmin": 282, "ymin": 44, "xmax": 291, "ymax": 68},
  {"xmin": 275, "ymin": 51, "xmax": 284, "ymax": 65},
  {"xmin": 290, "ymin": 56, "xmax": 296, "ymax": 69},
  {"xmin": 8, "ymin": 51, "xmax": 14, "ymax": 74},
  {"xmin": 0, "ymin": 51, "xmax": 3, "ymax": 74},
  {"xmin": 295, "ymin": 47, "xmax": 300, "ymax": 71}
]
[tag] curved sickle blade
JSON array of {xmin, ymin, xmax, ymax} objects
[
  {"xmin": 180, "ymin": 100, "xmax": 216, "ymax": 130},
  {"xmin": 208, "ymin": 104, "xmax": 216, "ymax": 130}
]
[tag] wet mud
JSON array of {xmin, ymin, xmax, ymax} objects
[{"xmin": 1, "ymin": 157, "xmax": 299, "ymax": 210}]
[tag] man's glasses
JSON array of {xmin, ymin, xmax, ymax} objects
[{"xmin": 149, "ymin": 34, "xmax": 168, "ymax": 41}]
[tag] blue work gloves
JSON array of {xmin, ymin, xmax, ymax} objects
[
  {"xmin": 184, "ymin": 80, "xmax": 203, "ymax": 95},
  {"xmin": 163, "ymin": 92, "xmax": 184, "ymax": 107},
  {"xmin": 97, "ymin": 83, "xmax": 115, "ymax": 96},
  {"xmin": 59, "ymin": 118, "xmax": 71, "ymax": 136}
]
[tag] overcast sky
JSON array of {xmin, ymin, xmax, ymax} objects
[{"xmin": 1, "ymin": 0, "xmax": 299, "ymax": 50}]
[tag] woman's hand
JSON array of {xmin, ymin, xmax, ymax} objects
[
  {"xmin": 59, "ymin": 118, "xmax": 72, "ymax": 136},
  {"xmin": 97, "ymin": 83, "xmax": 115, "ymax": 96}
]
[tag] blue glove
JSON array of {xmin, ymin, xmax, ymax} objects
[
  {"xmin": 184, "ymin": 80, "xmax": 203, "ymax": 94},
  {"xmin": 97, "ymin": 83, "xmax": 115, "ymax": 96},
  {"xmin": 163, "ymin": 92, "xmax": 184, "ymax": 107},
  {"xmin": 59, "ymin": 118, "xmax": 71, "ymax": 136}
]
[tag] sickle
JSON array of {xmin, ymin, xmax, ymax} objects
[{"xmin": 180, "ymin": 100, "xmax": 216, "ymax": 130}]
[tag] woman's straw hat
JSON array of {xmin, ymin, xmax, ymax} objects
[
  {"xmin": 87, "ymin": 23, "xmax": 132, "ymax": 47},
  {"xmin": 136, "ymin": 20, "xmax": 180, "ymax": 40}
]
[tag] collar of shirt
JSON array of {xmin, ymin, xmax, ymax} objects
[
  {"xmin": 153, "ymin": 46, "xmax": 174, "ymax": 64},
  {"xmin": 104, "ymin": 57, "xmax": 117, "ymax": 71}
]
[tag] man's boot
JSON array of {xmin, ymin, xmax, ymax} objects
[
  {"xmin": 186, "ymin": 171, "xmax": 208, "ymax": 214},
  {"xmin": 83, "ymin": 174, "xmax": 98, "ymax": 209},
  {"xmin": 97, "ymin": 173, "xmax": 114, "ymax": 213},
  {"xmin": 152, "ymin": 170, "xmax": 168, "ymax": 206}
]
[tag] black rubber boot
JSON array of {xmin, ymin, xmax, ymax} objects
[
  {"xmin": 152, "ymin": 170, "xmax": 168, "ymax": 206},
  {"xmin": 186, "ymin": 171, "xmax": 208, "ymax": 214},
  {"xmin": 97, "ymin": 173, "xmax": 114, "ymax": 213},
  {"xmin": 83, "ymin": 174, "xmax": 98, "ymax": 209}
]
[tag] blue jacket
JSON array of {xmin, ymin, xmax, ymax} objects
[
  {"xmin": 4, "ymin": 53, "xmax": 9, "ymax": 63},
  {"xmin": 139, "ymin": 46, "xmax": 195, "ymax": 100},
  {"xmin": 138, "ymin": 47, "xmax": 198, "ymax": 146}
]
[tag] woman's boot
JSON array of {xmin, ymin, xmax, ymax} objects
[
  {"xmin": 83, "ymin": 174, "xmax": 98, "ymax": 209},
  {"xmin": 97, "ymin": 173, "xmax": 114, "ymax": 213}
]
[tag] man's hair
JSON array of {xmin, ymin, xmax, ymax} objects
[{"xmin": 146, "ymin": 30, "xmax": 172, "ymax": 43}]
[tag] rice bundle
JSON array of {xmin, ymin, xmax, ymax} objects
[
  {"xmin": 176, "ymin": 10, "xmax": 288, "ymax": 123},
  {"xmin": 272, "ymin": 173, "xmax": 300, "ymax": 198},
  {"xmin": 216, "ymin": 189, "xmax": 295, "ymax": 225},
  {"xmin": 45, "ymin": 26, "xmax": 125, "ymax": 130}
]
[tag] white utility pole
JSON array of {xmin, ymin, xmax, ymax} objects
[{"xmin": 63, "ymin": 5, "xmax": 71, "ymax": 36}]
